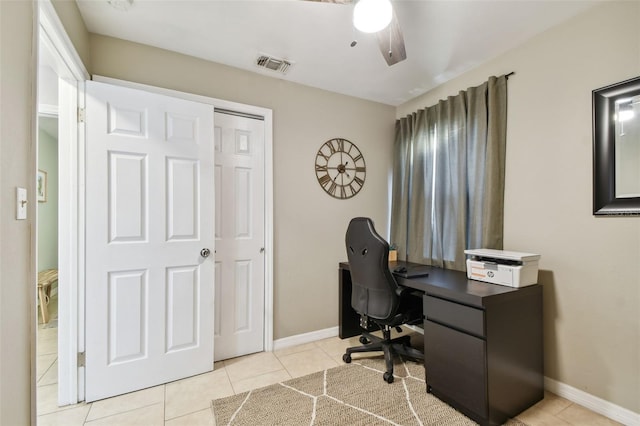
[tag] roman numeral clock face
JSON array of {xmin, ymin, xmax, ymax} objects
[{"xmin": 315, "ymin": 138, "xmax": 366, "ymax": 199}]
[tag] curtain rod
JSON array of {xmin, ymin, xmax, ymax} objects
[{"xmin": 399, "ymin": 72, "xmax": 516, "ymax": 121}]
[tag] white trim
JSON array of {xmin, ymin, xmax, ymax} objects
[
  {"xmin": 56, "ymin": 77, "xmax": 80, "ymax": 406},
  {"xmin": 92, "ymin": 76, "xmax": 271, "ymax": 122},
  {"xmin": 38, "ymin": 103, "xmax": 59, "ymax": 117},
  {"xmin": 75, "ymin": 80, "xmax": 87, "ymax": 401},
  {"xmin": 38, "ymin": 0, "xmax": 88, "ymax": 406},
  {"xmin": 38, "ymin": 1, "xmax": 89, "ymax": 81},
  {"xmin": 92, "ymin": 75, "xmax": 275, "ymax": 356},
  {"xmin": 272, "ymin": 327, "xmax": 339, "ymax": 351},
  {"xmin": 403, "ymin": 324, "xmax": 424, "ymax": 335},
  {"xmin": 262, "ymin": 109, "xmax": 274, "ymax": 352},
  {"xmin": 545, "ymin": 376, "xmax": 640, "ymax": 426}
]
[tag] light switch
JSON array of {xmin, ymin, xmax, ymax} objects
[{"xmin": 16, "ymin": 187, "xmax": 27, "ymax": 220}]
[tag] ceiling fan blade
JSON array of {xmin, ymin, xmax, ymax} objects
[
  {"xmin": 375, "ymin": 11, "xmax": 406, "ymax": 66},
  {"xmin": 303, "ymin": 0, "xmax": 405, "ymax": 65}
]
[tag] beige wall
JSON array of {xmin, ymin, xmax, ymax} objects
[
  {"xmin": 0, "ymin": 0, "xmax": 91, "ymax": 423},
  {"xmin": 89, "ymin": 34, "xmax": 396, "ymax": 339},
  {"xmin": 398, "ymin": 1, "xmax": 640, "ymax": 413},
  {"xmin": 0, "ymin": 1, "xmax": 36, "ymax": 424}
]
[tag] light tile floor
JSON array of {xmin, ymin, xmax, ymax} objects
[{"xmin": 37, "ymin": 306, "xmax": 621, "ymax": 425}]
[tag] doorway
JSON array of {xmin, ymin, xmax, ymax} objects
[
  {"xmin": 35, "ymin": 1, "xmax": 274, "ymax": 411},
  {"xmin": 36, "ymin": 0, "xmax": 89, "ymax": 411},
  {"xmin": 213, "ymin": 111, "xmax": 266, "ymax": 361},
  {"xmin": 83, "ymin": 81, "xmax": 216, "ymax": 401},
  {"xmin": 35, "ymin": 111, "xmax": 60, "ymax": 410},
  {"xmin": 94, "ymin": 77, "xmax": 276, "ymax": 367}
]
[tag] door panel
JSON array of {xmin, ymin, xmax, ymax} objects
[
  {"xmin": 234, "ymin": 260, "xmax": 251, "ymax": 332},
  {"xmin": 214, "ymin": 112, "xmax": 265, "ymax": 361},
  {"xmin": 166, "ymin": 265, "xmax": 199, "ymax": 352},
  {"xmin": 214, "ymin": 262, "xmax": 223, "ymax": 337},
  {"xmin": 109, "ymin": 152, "xmax": 147, "ymax": 242},
  {"xmin": 85, "ymin": 81, "xmax": 215, "ymax": 402},
  {"xmin": 108, "ymin": 270, "xmax": 147, "ymax": 364},
  {"xmin": 234, "ymin": 167, "xmax": 252, "ymax": 238},
  {"xmin": 166, "ymin": 158, "xmax": 199, "ymax": 240}
]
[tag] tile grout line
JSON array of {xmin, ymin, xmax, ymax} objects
[
  {"xmin": 163, "ymin": 383, "xmax": 167, "ymax": 424},
  {"xmin": 271, "ymin": 350, "xmax": 296, "ymax": 382},
  {"xmin": 219, "ymin": 360, "xmax": 240, "ymax": 395},
  {"xmin": 36, "ymin": 355, "xmax": 58, "ymax": 385},
  {"xmin": 83, "ymin": 401, "xmax": 92, "ymax": 425}
]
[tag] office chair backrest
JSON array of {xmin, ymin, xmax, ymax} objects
[{"xmin": 345, "ymin": 217, "xmax": 400, "ymax": 321}]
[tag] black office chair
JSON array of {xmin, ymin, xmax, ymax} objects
[{"xmin": 342, "ymin": 217, "xmax": 424, "ymax": 383}]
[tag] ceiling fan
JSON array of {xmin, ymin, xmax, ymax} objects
[{"xmin": 307, "ymin": 0, "xmax": 407, "ymax": 66}]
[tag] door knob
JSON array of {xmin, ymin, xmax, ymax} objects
[{"xmin": 200, "ymin": 248, "xmax": 211, "ymax": 258}]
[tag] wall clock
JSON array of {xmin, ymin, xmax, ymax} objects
[{"xmin": 315, "ymin": 138, "xmax": 366, "ymax": 199}]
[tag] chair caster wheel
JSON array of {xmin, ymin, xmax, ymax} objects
[
  {"xmin": 383, "ymin": 372, "xmax": 394, "ymax": 383},
  {"xmin": 359, "ymin": 336, "xmax": 369, "ymax": 344},
  {"xmin": 342, "ymin": 354, "xmax": 352, "ymax": 363}
]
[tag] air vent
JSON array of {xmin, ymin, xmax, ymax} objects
[{"xmin": 256, "ymin": 54, "xmax": 293, "ymax": 74}]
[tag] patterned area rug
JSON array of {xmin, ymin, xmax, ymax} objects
[{"xmin": 212, "ymin": 357, "xmax": 528, "ymax": 425}]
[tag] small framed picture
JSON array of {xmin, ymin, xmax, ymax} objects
[{"xmin": 37, "ymin": 170, "xmax": 47, "ymax": 203}]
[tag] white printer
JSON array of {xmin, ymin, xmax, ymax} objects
[{"xmin": 464, "ymin": 249, "xmax": 541, "ymax": 287}]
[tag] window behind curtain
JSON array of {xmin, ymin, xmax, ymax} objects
[{"xmin": 390, "ymin": 75, "xmax": 507, "ymax": 271}]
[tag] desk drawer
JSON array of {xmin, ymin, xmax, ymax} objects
[
  {"xmin": 425, "ymin": 320, "xmax": 488, "ymax": 419},
  {"xmin": 425, "ymin": 296, "xmax": 485, "ymax": 337}
]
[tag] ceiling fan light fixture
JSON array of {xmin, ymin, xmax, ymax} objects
[{"xmin": 353, "ymin": 0, "xmax": 392, "ymax": 33}]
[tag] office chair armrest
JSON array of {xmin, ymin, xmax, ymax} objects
[{"xmin": 395, "ymin": 285, "xmax": 420, "ymax": 299}]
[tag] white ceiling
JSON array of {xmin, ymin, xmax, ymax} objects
[{"xmin": 76, "ymin": 0, "xmax": 600, "ymax": 106}]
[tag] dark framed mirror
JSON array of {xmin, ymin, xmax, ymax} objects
[{"xmin": 592, "ymin": 76, "xmax": 640, "ymax": 215}]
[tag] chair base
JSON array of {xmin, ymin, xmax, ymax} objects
[{"xmin": 343, "ymin": 327, "xmax": 424, "ymax": 383}]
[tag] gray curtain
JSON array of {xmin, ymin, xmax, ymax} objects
[{"xmin": 391, "ymin": 75, "xmax": 507, "ymax": 271}]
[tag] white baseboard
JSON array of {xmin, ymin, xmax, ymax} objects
[
  {"xmin": 545, "ymin": 376, "xmax": 640, "ymax": 426},
  {"xmin": 272, "ymin": 326, "xmax": 339, "ymax": 351}
]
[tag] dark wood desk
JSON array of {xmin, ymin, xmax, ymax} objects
[{"xmin": 339, "ymin": 261, "xmax": 543, "ymax": 426}]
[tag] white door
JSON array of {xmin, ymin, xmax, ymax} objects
[
  {"xmin": 84, "ymin": 81, "xmax": 215, "ymax": 401},
  {"xmin": 214, "ymin": 112, "xmax": 265, "ymax": 361}
]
